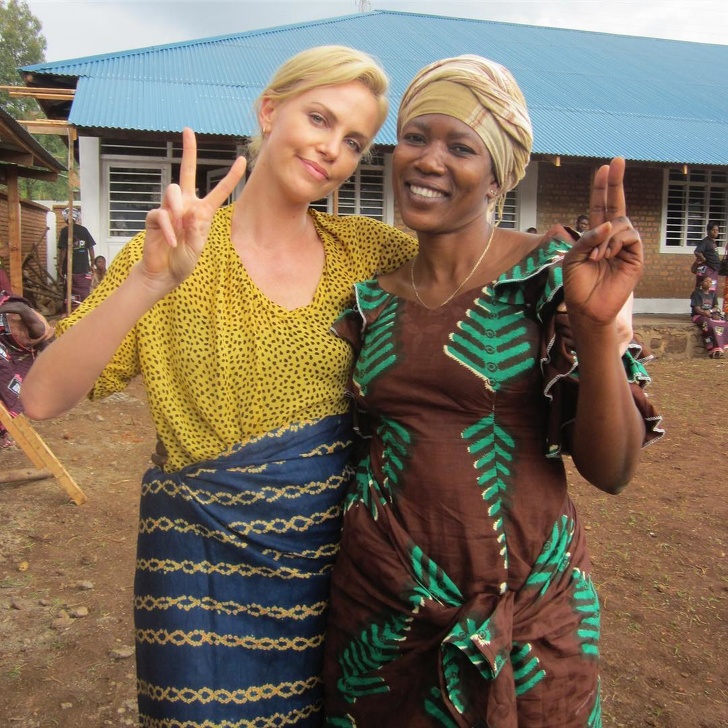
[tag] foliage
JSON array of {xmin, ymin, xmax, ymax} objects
[
  {"xmin": 0, "ymin": 0, "xmax": 46, "ymax": 118},
  {"xmin": 0, "ymin": 0, "xmax": 69, "ymax": 200}
]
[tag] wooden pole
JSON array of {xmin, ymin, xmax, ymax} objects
[
  {"xmin": 0, "ymin": 468, "xmax": 52, "ymax": 485},
  {"xmin": 65, "ymin": 127, "xmax": 77, "ymax": 315},
  {"xmin": 6, "ymin": 167, "xmax": 23, "ymax": 295},
  {"xmin": 0, "ymin": 403, "xmax": 87, "ymax": 505}
]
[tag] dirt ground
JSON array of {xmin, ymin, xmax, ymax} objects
[{"xmin": 0, "ymin": 356, "xmax": 726, "ymax": 727}]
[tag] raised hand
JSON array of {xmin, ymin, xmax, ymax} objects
[
  {"xmin": 562, "ymin": 157, "xmax": 643, "ymax": 327},
  {"xmin": 138, "ymin": 127, "xmax": 247, "ymax": 294}
]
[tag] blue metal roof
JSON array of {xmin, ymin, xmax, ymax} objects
[{"xmin": 22, "ymin": 10, "xmax": 728, "ymax": 164}]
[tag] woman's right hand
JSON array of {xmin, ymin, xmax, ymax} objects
[{"xmin": 138, "ymin": 127, "xmax": 247, "ymax": 295}]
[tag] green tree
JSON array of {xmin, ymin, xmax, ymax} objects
[
  {"xmin": 0, "ymin": 0, "xmax": 69, "ymax": 199},
  {"xmin": 0, "ymin": 0, "xmax": 46, "ymax": 118}
]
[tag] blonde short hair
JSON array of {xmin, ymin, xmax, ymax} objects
[{"xmin": 247, "ymin": 45, "xmax": 389, "ymax": 161}]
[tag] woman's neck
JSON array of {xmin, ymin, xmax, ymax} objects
[{"xmin": 231, "ymin": 166, "xmax": 314, "ymax": 253}]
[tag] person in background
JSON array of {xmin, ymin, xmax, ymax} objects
[
  {"xmin": 0, "ymin": 240, "xmax": 12, "ymax": 294},
  {"xmin": 690, "ymin": 274, "xmax": 727, "ymax": 358},
  {"xmin": 0, "ymin": 292, "xmax": 54, "ymax": 447},
  {"xmin": 56, "ymin": 207, "xmax": 97, "ymax": 306},
  {"xmin": 21, "ymin": 46, "xmax": 416, "ymax": 727},
  {"xmin": 693, "ymin": 220, "xmax": 721, "ymax": 292},
  {"xmin": 525, "ymin": 226, "xmax": 538, "ymax": 234},
  {"xmin": 323, "ymin": 54, "xmax": 663, "ymax": 727},
  {"xmin": 90, "ymin": 255, "xmax": 106, "ymax": 291},
  {"xmin": 575, "ymin": 213, "xmax": 590, "ymax": 233}
]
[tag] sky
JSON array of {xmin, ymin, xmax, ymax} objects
[{"xmin": 25, "ymin": 0, "xmax": 728, "ymax": 62}]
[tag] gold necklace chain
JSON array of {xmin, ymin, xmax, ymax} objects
[{"xmin": 410, "ymin": 226, "xmax": 496, "ymax": 309}]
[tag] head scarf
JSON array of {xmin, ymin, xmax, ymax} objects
[
  {"xmin": 397, "ymin": 55, "xmax": 533, "ymax": 213},
  {"xmin": 62, "ymin": 207, "xmax": 80, "ymax": 223}
]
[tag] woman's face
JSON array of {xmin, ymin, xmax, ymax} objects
[
  {"xmin": 393, "ymin": 113, "xmax": 497, "ymax": 236},
  {"xmin": 258, "ymin": 81, "xmax": 381, "ymax": 204}
]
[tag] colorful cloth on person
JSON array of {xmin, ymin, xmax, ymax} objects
[
  {"xmin": 0, "ymin": 292, "xmax": 52, "ymax": 419},
  {"xmin": 70, "ymin": 271, "xmax": 92, "ymax": 306},
  {"xmin": 323, "ymin": 229, "xmax": 663, "ymax": 728},
  {"xmin": 690, "ymin": 287, "xmax": 728, "ymax": 355},
  {"xmin": 135, "ymin": 414, "xmax": 353, "ymax": 727}
]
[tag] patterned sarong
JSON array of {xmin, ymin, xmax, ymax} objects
[{"xmin": 134, "ymin": 414, "xmax": 353, "ymax": 727}]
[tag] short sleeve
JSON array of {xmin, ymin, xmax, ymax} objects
[{"xmin": 54, "ymin": 233, "xmax": 145, "ymax": 400}]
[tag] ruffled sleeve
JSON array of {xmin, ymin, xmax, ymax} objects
[
  {"xmin": 494, "ymin": 225, "xmax": 664, "ymax": 457},
  {"xmin": 539, "ymin": 291, "xmax": 664, "ymax": 458}
]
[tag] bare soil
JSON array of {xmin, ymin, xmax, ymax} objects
[{"xmin": 0, "ymin": 358, "xmax": 726, "ymax": 727}]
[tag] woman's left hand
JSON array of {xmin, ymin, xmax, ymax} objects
[{"xmin": 562, "ymin": 157, "xmax": 643, "ymax": 327}]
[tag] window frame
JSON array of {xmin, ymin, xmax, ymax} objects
[
  {"xmin": 310, "ymin": 151, "xmax": 391, "ymax": 222},
  {"xmin": 661, "ymin": 167, "xmax": 728, "ymax": 252}
]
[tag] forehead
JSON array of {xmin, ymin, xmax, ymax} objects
[
  {"xmin": 282, "ymin": 81, "xmax": 381, "ymax": 142},
  {"xmin": 403, "ymin": 113, "xmax": 486, "ymax": 144}
]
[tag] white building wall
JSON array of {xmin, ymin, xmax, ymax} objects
[{"xmin": 78, "ymin": 136, "xmax": 102, "ymax": 257}]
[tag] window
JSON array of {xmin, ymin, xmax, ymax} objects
[
  {"xmin": 101, "ymin": 137, "xmax": 243, "ymax": 243},
  {"xmin": 494, "ymin": 189, "xmax": 518, "ymax": 229},
  {"xmin": 311, "ymin": 153, "xmax": 386, "ymax": 219},
  {"xmin": 106, "ymin": 164, "xmax": 166, "ymax": 237},
  {"xmin": 664, "ymin": 168, "xmax": 728, "ymax": 248}
]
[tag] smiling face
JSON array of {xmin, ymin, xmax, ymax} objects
[
  {"xmin": 393, "ymin": 113, "xmax": 497, "ymax": 237},
  {"xmin": 258, "ymin": 81, "xmax": 381, "ymax": 205}
]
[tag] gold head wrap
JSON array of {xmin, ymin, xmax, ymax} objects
[{"xmin": 397, "ymin": 55, "xmax": 533, "ymax": 214}]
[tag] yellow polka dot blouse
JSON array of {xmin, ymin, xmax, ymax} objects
[{"xmin": 57, "ymin": 206, "xmax": 416, "ymax": 471}]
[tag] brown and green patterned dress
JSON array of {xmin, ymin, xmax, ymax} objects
[{"xmin": 323, "ymin": 230, "xmax": 663, "ymax": 728}]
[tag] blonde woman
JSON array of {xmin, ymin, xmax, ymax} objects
[{"xmin": 22, "ymin": 46, "xmax": 415, "ymax": 726}]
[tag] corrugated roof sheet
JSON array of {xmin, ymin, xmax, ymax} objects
[{"xmin": 22, "ymin": 10, "xmax": 728, "ymax": 163}]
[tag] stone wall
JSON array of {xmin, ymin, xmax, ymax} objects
[{"xmin": 633, "ymin": 317, "xmax": 705, "ymax": 359}]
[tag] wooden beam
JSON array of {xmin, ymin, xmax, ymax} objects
[
  {"xmin": 16, "ymin": 119, "xmax": 72, "ymax": 135},
  {"xmin": 0, "ymin": 150, "xmax": 35, "ymax": 166},
  {"xmin": 65, "ymin": 127, "xmax": 78, "ymax": 315},
  {"xmin": 0, "ymin": 168, "xmax": 59, "ymax": 183},
  {"xmin": 0, "ymin": 404, "xmax": 87, "ymax": 505},
  {"xmin": 0, "ymin": 468, "xmax": 52, "ymax": 485},
  {"xmin": 0, "ymin": 85, "xmax": 75, "ymax": 101},
  {"xmin": 6, "ymin": 167, "xmax": 22, "ymax": 295}
]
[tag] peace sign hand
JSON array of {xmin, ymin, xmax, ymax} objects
[
  {"xmin": 562, "ymin": 157, "xmax": 643, "ymax": 328},
  {"xmin": 137, "ymin": 127, "xmax": 247, "ymax": 295}
]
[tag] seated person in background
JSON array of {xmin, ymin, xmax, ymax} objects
[
  {"xmin": 690, "ymin": 275, "xmax": 727, "ymax": 358},
  {"xmin": 90, "ymin": 255, "xmax": 107, "ymax": 291},
  {"xmin": 0, "ymin": 292, "xmax": 55, "ymax": 446}
]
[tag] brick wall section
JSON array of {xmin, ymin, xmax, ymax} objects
[
  {"xmin": 0, "ymin": 192, "xmax": 51, "ymax": 277},
  {"xmin": 536, "ymin": 162, "xmax": 693, "ymax": 300},
  {"xmin": 392, "ymin": 162, "xmax": 691, "ymax": 302}
]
